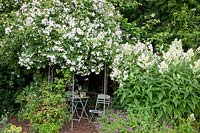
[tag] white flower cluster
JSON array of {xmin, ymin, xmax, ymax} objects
[
  {"xmin": 110, "ymin": 41, "xmax": 155, "ymax": 85},
  {"xmin": 11, "ymin": 0, "xmax": 122, "ymax": 75},
  {"xmin": 163, "ymin": 39, "xmax": 194, "ymax": 64},
  {"xmin": 136, "ymin": 41, "xmax": 155, "ymax": 69},
  {"xmin": 159, "ymin": 39, "xmax": 195, "ymax": 74},
  {"xmin": 5, "ymin": 26, "xmax": 12, "ymax": 35},
  {"xmin": 190, "ymin": 59, "xmax": 200, "ymax": 72},
  {"xmin": 18, "ymin": 53, "xmax": 34, "ymax": 69},
  {"xmin": 110, "ymin": 39, "xmax": 200, "ymax": 85}
]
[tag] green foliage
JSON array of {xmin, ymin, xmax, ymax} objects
[
  {"xmin": 0, "ymin": 64, "xmax": 33, "ymax": 115},
  {"xmin": 113, "ymin": 0, "xmax": 200, "ymax": 50},
  {"xmin": 111, "ymin": 40, "xmax": 200, "ymax": 123},
  {"xmin": 0, "ymin": 0, "xmax": 24, "ymax": 13},
  {"xmin": 115, "ymin": 58, "xmax": 200, "ymax": 122},
  {"xmin": 0, "ymin": 112, "xmax": 8, "ymax": 126},
  {"xmin": 0, "ymin": 124, "xmax": 22, "ymax": 133},
  {"xmin": 38, "ymin": 123, "xmax": 60, "ymax": 133},
  {"xmin": 96, "ymin": 109, "xmax": 199, "ymax": 133},
  {"xmin": 96, "ymin": 110, "xmax": 133, "ymax": 133},
  {"xmin": 0, "ymin": 113, "xmax": 22, "ymax": 133},
  {"xmin": 16, "ymin": 77, "xmax": 71, "ymax": 132}
]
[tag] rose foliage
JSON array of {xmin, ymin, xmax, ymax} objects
[{"xmin": 3, "ymin": 0, "xmax": 122, "ymax": 76}]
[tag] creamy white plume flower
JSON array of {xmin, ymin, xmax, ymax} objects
[
  {"xmin": 197, "ymin": 46, "xmax": 200, "ymax": 53},
  {"xmin": 190, "ymin": 59, "xmax": 200, "ymax": 72},
  {"xmin": 110, "ymin": 41, "xmax": 155, "ymax": 83},
  {"xmin": 162, "ymin": 38, "xmax": 195, "ymax": 64},
  {"xmin": 133, "ymin": 41, "xmax": 146, "ymax": 55},
  {"xmin": 158, "ymin": 61, "xmax": 168, "ymax": 74},
  {"xmin": 185, "ymin": 48, "xmax": 194, "ymax": 62}
]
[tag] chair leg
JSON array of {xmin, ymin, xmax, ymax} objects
[{"xmin": 89, "ymin": 113, "xmax": 95, "ymax": 123}]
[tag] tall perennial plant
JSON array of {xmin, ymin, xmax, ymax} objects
[{"xmin": 110, "ymin": 39, "xmax": 200, "ymax": 122}]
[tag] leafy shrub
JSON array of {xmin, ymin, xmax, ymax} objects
[
  {"xmin": 111, "ymin": 40, "xmax": 200, "ymax": 125},
  {"xmin": 16, "ymin": 77, "xmax": 71, "ymax": 132},
  {"xmin": 0, "ymin": 113, "xmax": 22, "ymax": 133},
  {"xmin": 38, "ymin": 123, "xmax": 60, "ymax": 133},
  {"xmin": 96, "ymin": 109, "xmax": 199, "ymax": 133},
  {"xmin": 96, "ymin": 110, "xmax": 132, "ymax": 133},
  {"xmin": 1, "ymin": 124, "xmax": 22, "ymax": 133},
  {"xmin": 96, "ymin": 109, "xmax": 164, "ymax": 133},
  {"xmin": 117, "ymin": 61, "xmax": 200, "ymax": 121}
]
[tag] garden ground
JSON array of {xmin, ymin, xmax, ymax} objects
[{"xmin": 0, "ymin": 116, "xmax": 97, "ymax": 133}]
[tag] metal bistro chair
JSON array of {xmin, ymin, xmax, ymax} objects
[{"xmin": 89, "ymin": 94, "xmax": 110, "ymax": 122}]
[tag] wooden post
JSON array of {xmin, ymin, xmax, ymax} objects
[
  {"xmin": 103, "ymin": 64, "xmax": 107, "ymax": 114},
  {"xmin": 71, "ymin": 72, "xmax": 74, "ymax": 131},
  {"xmin": 48, "ymin": 65, "xmax": 54, "ymax": 82}
]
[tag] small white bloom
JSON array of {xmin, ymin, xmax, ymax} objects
[
  {"xmin": 190, "ymin": 113, "xmax": 195, "ymax": 121},
  {"xmin": 91, "ymin": 69, "xmax": 95, "ymax": 72},
  {"xmin": 108, "ymin": 12, "xmax": 113, "ymax": 16},
  {"xmin": 42, "ymin": 18, "xmax": 48, "ymax": 25},
  {"xmin": 25, "ymin": 17, "xmax": 34, "ymax": 26},
  {"xmin": 185, "ymin": 48, "xmax": 194, "ymax": 62},
  {"xmin": 5, "ymin": 27, "xmax": 12, "ymax": 35},
  {"xmin": 158, "ymin": 61, "xmax": 168, "ymax": 74},
  {"xmin": 150, "ymin": 13, "xmax": 155, "ymax": 17},
  {"xmin": 52, "ymin": 46, "xmax": 64, "ymax": 52},
  {"xmin": 70, "ymin": 66, "xmax": 75, "ymax": 72},
  {"xmin": 197, "ymin": 46, "xmax": 200, "ymax": 53},
  {"xmin": 47, "ymin": 55, "xmax": 56, "ymax": 63},
  {"xmin": 77, "ymin": 28, "xmax": 84, "ymax": 35}
]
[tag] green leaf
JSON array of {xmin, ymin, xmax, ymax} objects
[
  {"xmin": 173, "ymin": 98, "xmax": 178, "ymax": 108},
  {"xmin": 158, "ymin": 93, "xmax": 163, "ymax": 101},
  {"xmin": 147, "ymin": 91, "xmax": 152, "ymax": 102}
]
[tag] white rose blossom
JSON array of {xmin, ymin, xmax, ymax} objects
[{"xmin": 10, "ymin": 0, "xmax": 122, "ymax": 76}]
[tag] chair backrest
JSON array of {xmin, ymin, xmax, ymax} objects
[{"xmin": 95, "ymin": 94, "xmax": 110, "ymax": 110}]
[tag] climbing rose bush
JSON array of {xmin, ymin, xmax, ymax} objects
[{"xmin": 4, "ymin": 0, "xmax": 122, "ymax": 76}]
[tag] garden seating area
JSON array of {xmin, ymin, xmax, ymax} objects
[{"xmin": 1, "ymin": 0, "xmax": 200, "ymax": 132}]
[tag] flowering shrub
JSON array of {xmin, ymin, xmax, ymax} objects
[
  {"xmin": 110, "ymin": 40, "xmax": 154, "ymax": 86},
  {"xmin": 0, "ymin": 124, "xmax": 22, "ymax": 133},
  {"xmin": 3, "ymin": 0, "xmax": 122, "ymax": 76},
  {"xmin": 16, "ymin": 80, "xmax": 70, "ymax": 132},
  {"xmin": 110, "ymin": 39, "xmax": 200, "ymax": 122},
  {"xmin": 96, "ymin": 109, "xmax": 199, "ymax": 133},
  {"xmin": 96, "ymin": 110, "xmax": 133, "ymax": 133}
]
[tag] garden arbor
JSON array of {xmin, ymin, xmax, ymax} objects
[
  {"xmin": 2, "ymin": 0, "xmax": 123, "ymax": 131},
  {"xmin": 70, "ymin": 64, "xmax": 108, "ymax": 130}
]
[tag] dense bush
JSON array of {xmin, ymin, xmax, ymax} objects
[
  {"xmin": 2, "ymin": 0, "xmax": 122, "ymax": 76},
  {"xmin": 0, "ymin": 124, "xmax": 22, "ymax": 133},
  {"xmin": 0, "ymin": 113, "xmax": 22, "ymax": 133},
  {"xmin": 111, "ymin": 0, "xmax": 200, "ymax": 50},
  {"xmin": 0, "ymin": 0, "xmax": 200, "ymax": 132},
  {"xmin": 110, "ymin": 40, "xmax": 200, "ymax": 125},
  {"xmin": 96, "ymin": 109, "xmax": 199, "ymax": 133},
  {"xmin": 16, "ymin": 77, "xmax": 71, "ymax": 132}
]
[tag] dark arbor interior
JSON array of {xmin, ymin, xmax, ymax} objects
[{"xmin": 75, "ymin": 71, "xmax": 117, "ymax": 96}]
